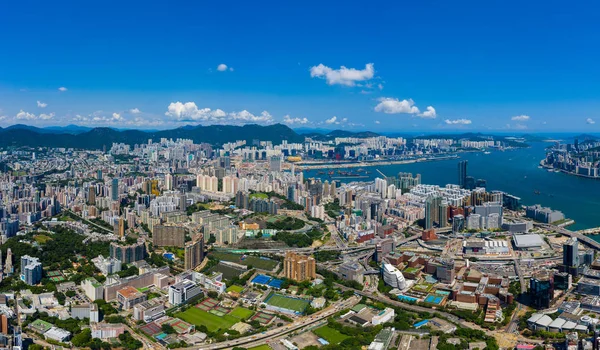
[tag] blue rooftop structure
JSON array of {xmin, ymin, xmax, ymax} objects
[
  {"xmin": 268, "ymin": 278, "xmax": 283, "ymax": 289},
  {"xmin": 251, "ymin": 274, "xmax": 271, "ymax": 285},
  {"xmin": 414, "ymin": 320, "xmax": 429, "ymax": 328}
]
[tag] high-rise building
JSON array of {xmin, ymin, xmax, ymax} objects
[
  {"xmin": 109, "ymin": 241, "xmax": 146, "ymax": 264},
  {"xmin": 153, "ymin": 225, "xmax": 186, "ymax": 247},
  {"xmin": 563, "ymin": 237, "xmax": 580, "ymax": 276},
  {"xmin": 458, "ymin": 160, "xmax": 468, "ymax": 188},
  {"xmin": 97, "ymin": 170, "xmax": 103, "ymax": 181},
  {"xmin": 529, "ymin": 273, "xmax": 554, "ymax": 309},
  {"xmin": 88, "ymin": 186, "xmax": 96, "ymax": 205},
  {"xmin": 283, "ymin": 252, "xmax": 316, "ymax": 281},
  {"xmin": 184, "ymin": 235, "xmax": 204, "ymax": 270},
  {"xmin": 452, "ymin": 214, "xmax": 465, "ymax": 233},
  {"xmin": 164, "ymin": 174, "xmax": 173, "ymax": 191},
  {"xmin": 269, "ymin": 156, "xmax": 282, "ymax": 172},
  {"xmin": 111, "ymin": 178, "xmax": 119, "ymax": 201},
  {"xmin": 424, "ymin": 196, "xmax": 441, "ymax": 230},
  {"xmin": 20, "ymin": 255, "xmax": 42, "ymax": 285},
  {"xmin": 382, "ymin": 263, "xmax": 406, "ymax": 289},
  {"xmin": 4, "ymin": 249, "xmax": 12, "ymax": 275}
]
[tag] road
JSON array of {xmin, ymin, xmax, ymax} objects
[
  {"xmin": 537, "ymin": 223, "xmax": 600, "ymax": 250},
  {"xmin": 182, "ymin": 296, "xmax": 360, "ymax": 350}
]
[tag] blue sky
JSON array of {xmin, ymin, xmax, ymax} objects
[{"xmin": 1, "ymin": 1, "xmax": 600, "ymax": 131}]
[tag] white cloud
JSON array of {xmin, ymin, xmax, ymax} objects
[
  {"xmin": 325, "ymin": 116, "xmax": 338, "ymax": 124},
  {"xmin": 378, "ymin": 83, "xmax": 384, "ymax": 90},
  {"xmin": 112, "ymin": 113, "xmax": 122, "ymax": 121},
  {"xmin": 514, "ymin": 124, "xmax": 528, "ymax": 130},
  {"xmin": 283, "ymin": 115, "xmax": 309, "ymax": 125},
  {"xmin": 229, "ymin": 67, "xmax": 234, "ymax": 72},
  {"xmin": 310, "ymin": 63, "xmax": 375, "ymax": 86},
  {"xmin": 511, "ymin": 115, "xmax": 530, "ymax": 121},
  {"xmin": 58, "ymin": 87, "xmax": 67, "ymax": 92},
  {"xmin": 129, "ymin": 108, "xmax": 141, "ymax": 114},
  {"xmin": 217, "ymin": 64, "xmax": 229, "ymax": 72},
  {"xmin": 16, "ymin": 110, "xmax": 36, "ymax": 120},
  {"xmin": 444, "ymin": 119, "xmax": 472, "ymax": 125},
  {"xmin": 37, "ymin": 101, "xmax": 47, "ymax": 108},
  {"xmin": 165, "ymin": 101, "xmax": 272, "ymax": 124},
  {"xmin": 375, "ymin": 120, "xmax": 380, "ymax": 124},
  {"xmin": 418, "ymin": 106, "xmax": 437, "ymax": 119},
  {"xmin": 374, "ymin": 98, "xmax": 420, "ymax": 114},
  {"xmin": 39, "ymin": 113, "xmax": 55, "ymax": 120},
  {"xmin": 587, "ymin": 118, "xmax": 596, "ymax": 125}
]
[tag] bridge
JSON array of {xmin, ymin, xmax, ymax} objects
[
  {"xmin": 577, "ymin": 227, "xmax": 600, "ymax": 235},
  {"xmin": 537, "ymin": 223, "xmax": 600, "ymax": 251}
]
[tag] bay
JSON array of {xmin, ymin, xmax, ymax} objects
[{"xmin": 303, "ymin": 142, "xmax": 600, "ymax": 233}]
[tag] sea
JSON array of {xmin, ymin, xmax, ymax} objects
[{"xmin": 303, "ymin": 142, "xmax": 600, "ymax": 237}]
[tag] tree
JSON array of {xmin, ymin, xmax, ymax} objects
[
  {"xmin": 161, "ymin": 324, "xmax": 176, "ymax": 334},
  {"xmin": 72, "ymin": 328, "xmax": 92, "ymax": 347}
]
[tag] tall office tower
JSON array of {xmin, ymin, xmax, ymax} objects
[
  {"xmin": 438, "ymin": 203, "xmax": 449, "ymax": 227},
  {"xmin": 4, "ymin": 249, "xmax": 12, "ymax": 275},
  {"xmin": 458, "ymin": 160, "xmax": 468, "ymax": 188},
  {"xmin": 219, "ymin": 156, "xmax": 231, "ymax": 170},
  {"xmin": 269, "ymin": 156, "xmax": 282, "ymax": 172},
  {"xmin": 424, "ymin": 196, "xmax": 441, "ymax": 230},
  {"xmin": 97, "ymin": 170, "xmax": 103, "ymax": 180},
  {"xmin": 184, "ymin": 235, "xmax": 204, "ymax": 270},
  {"xmin": 111, "ymin": 178, "xmax": 119, "ymax": 201},
  {"xmin": 452, "ymin": 214, "xmax": 465, "ymax": 233},
  {"xmin": 115, "ymin": 217, "xmax": 125, "ymax": 238},
  {"xmin": 529, "ymin": 273, "xmax": 554, "ymax": 309},
  {"xmin": 283, "ymin": 252, "xmax": 316, "ymax": 281},
  {"xmin": 164, "ymin": 174, "xmax": 173, "ymax": 191},
  {"xmin": 287, "ymin": 185, "xmax": 296, "ymax": 202},
  {"xmin": 88, "ymin": 186, "xmax": 96, "ymax": 205},
  {"xmin": 563, "ymin": 238, "xmax": 579, "ymax": 276}
]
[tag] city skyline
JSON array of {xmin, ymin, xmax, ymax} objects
[{"xmin": 2, "ymin": 1, "xmax": 600, "ymax": 131}]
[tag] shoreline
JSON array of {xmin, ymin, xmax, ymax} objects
[
  {"xmin": 540, "ymin": 160, "xmax": 600, "ymax": 180},
  {"xmin": 295, "ymin": 155, "xmax": 460, "ymax": 171}
]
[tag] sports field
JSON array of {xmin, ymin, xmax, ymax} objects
[
  {"xmin": 313, "ymin": 326, "xmax": 349, "ymax": 344},
  {"xmin": 175, "ymin": 308, "xmax": 237, "ymax": 332},
  {"xmin": 209, "ymin": 252, "xmax": 279, "ymax": 270},
  {"xmin": 226, "ymin": 285, "xmax": 244, "ymax": 293},
  {"xmin": 229, "ymin": 306, "xmax": 254, "ymax": 320},
  {"xmin": 249, "ymin": 345, "xmax": 272, "ymax": 350},
  {"xmin": 264, "ymin": 293, "xmax": 309, "ymax": 313}
]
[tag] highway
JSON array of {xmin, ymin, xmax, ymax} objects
[{"xmin": 537, "ymin": 223, "xmax": 600, "ymax": 250}]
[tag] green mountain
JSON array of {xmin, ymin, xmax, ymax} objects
[{"xmin": 0, "ymin": 123, "xmax": 304, "ymax": 149}]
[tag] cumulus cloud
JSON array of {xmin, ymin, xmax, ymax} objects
[
  {"xmin": 165, "ymin": 101, "xmax": 272, "ymax": 124},
  {"xmin": 129, "ymin": 108, "xmax": 141, "ymax": 114},
  {"xmin": 511, "ymin": 115, "xmax": 530, "ymax": 121},
  {"xmin": 375, "ymin": 120, "xmax": 380, "ymax": 124},
  {"xmin": 39, "ymin": 113, "xmax": 55, "ymax": 120},
  {"xmin": 217, "ymin": 64, "xmax": 232, "ymax": 72},
  {"xmin": 58, "ymin": 87, "xmax": 67, "ymax": 92},
  {"xmin": 37, "ymin": 101, "xmax": 47, "ymax": 108},
  {"xmin": 16, "ymin": 110, "xmax": 36, "ymax": 120},
  {"xmin": 587, "ymin": 118, "xmax": 596, "ymax": 125},
  {"xmin": 310, "ymin": 63, "xmax": 375, "ymax": 86},
  {"xmin": 112, "ymin": 113, "xmax": 122, "ymax": 121},
  {"xmin": 444, "ymin": 119, "xmax": 472, "ymax": 125},
  {"xmin": 283, "ymin": 115, "xmax": 309, "ymax": 125},
  {"xmin": 419, "ymin": 106, "xmax": 437, "ymax": 119},
  {"xmin": 325, "ymin": 116, "xmax": 338, "ymax": 124},
  {"xmin": 374, "ymin": 98, "xmax": 420, "ymax": 114}
]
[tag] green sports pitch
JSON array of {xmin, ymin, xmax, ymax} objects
[
  {"xmin": 176, "ymin": 308, "xmax": 238, "ymax": 332},
  {"xmin": 264, "ymin": 293, "xmax": 309, "ymax": 313}
]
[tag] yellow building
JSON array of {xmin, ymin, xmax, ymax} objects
[{"xmin": 283, "ymin": 251, "xmax": 316, "ymax": 281}]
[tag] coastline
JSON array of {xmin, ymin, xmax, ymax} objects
[
  {"xmin": 295, "ymin": 155, "xmax": 460, "ymax": 171},
  {"xmin": 540, "ymin": 159, "xmax": 600, "ymax": 180}
]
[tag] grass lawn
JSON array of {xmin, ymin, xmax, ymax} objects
[
  {"xmin": 176, "ymin": 308, "xmax": 238, "ymax": 332},
  {"xmin": 250, "ymin": 192, "xmax": 269, "ymax": 199},
  {"xmin": 209, "ymin": 252, "xmax": 278, "ymax": 270},
  {"xmin": 265, "ymin": 293, "xmax": 309, "ymax": 313},
  {"xmin": 313, "ymin": 326, "xmax": 350, "ymax": 344},
  {"xmin": 226, "ymin": 285, "xmax": 244, "ymax": 293},
  {"xmin": 229, "ymin": 307, "xmax": 254, "ymax": 320},
  {"xmin": 249, "ymin": 345, "xmax": 272, "ymax": 350},
  {"xmin": 34, "ymin": 234, "xmax": 52, "ymax": 244}
]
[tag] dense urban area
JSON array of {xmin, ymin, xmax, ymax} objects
[{"xmin": 0, "ymin": 129, "xmax": 597, "ymax": 350}]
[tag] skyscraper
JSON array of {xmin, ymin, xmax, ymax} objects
[
  {"xmin": 88, "ymin": 186, "xmax": 96, "ymax": 205},
  {"xmin": 184, "ymin": 235, "xmax": 204, "ymax": 270},
  {"xmin": 458, "ymin": 160, "xmax": 468, "ymax": 188},
  {"xmin": 111, "ymin": 178, "xmax": 119, "ymax": 201},
  {"xmin": 269, "ymin": 156, "xmax": 282, "ymax": 172},
  {"xmin": 425, "ymin": 196, "xmax": 441, "ymax": 230},
  {"xmin": 4, "ymin": 249, "xmax": 12, "ymax": 275},
  {"xmin": 164, "ymin": 174, "xmax": 173, "ymax": 191},
  {"xmin": 20, "ymin": 255, "xmax": 42, "ymax": 285},
  {"xmin": 563, "ymin": 237, "xmax": 579, "ymax": 276},
  {"xmin": 283, "ymin": 252, "xmax": 316, "ymax": 281}
]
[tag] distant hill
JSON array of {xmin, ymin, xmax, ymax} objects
[{"xmin": 0, "ymin": 123, "xmax": 303, "ymax": 149}]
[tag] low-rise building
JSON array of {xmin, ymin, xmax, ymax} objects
[
  {"xmin": 168, "ymin": 280, "xmax": 203, "ymax": 306},
  {"xmin": 116, "ymin": 286, "xmax": 146, "ymax": 310},
  {"xmin": 90, "ymin": 322, "xmax": 125, "ymax": 339},
  {"xmin": 133, "ymin": 299, "xmax": 165, "ymax": 322}
]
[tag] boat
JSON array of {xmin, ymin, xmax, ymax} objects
[
  {"xmin": 484, "ymin": 151, "xmax": 491, "ymax": 155},
  {"xmin": 534, "ymin": 190, "xmax": 541, "ymax": 195}
]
